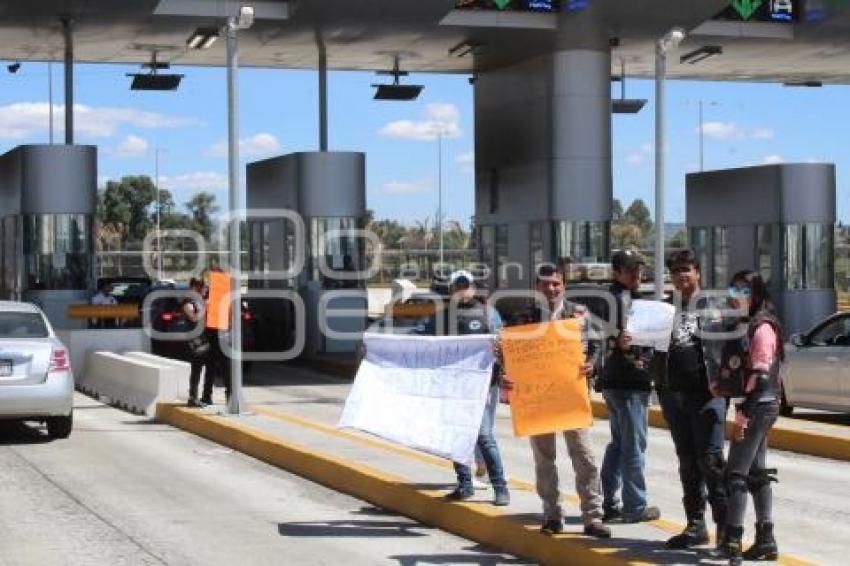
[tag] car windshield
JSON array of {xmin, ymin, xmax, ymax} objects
[{"xmin": 0, "ymin": 312, "xmax": 49, "ymax": 338}]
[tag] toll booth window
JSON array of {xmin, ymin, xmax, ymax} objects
[
  {"xmin": 530, "ymin": 221, "xmax": 545, "ymax": 274},
  {"xmin": 785, "ymin": 223, "xmax": 834, "ymax": 290},
  {"xmin": 495, "ymin": 224, "xmax": 510, "ymax": 289},
  {"xmin": 756, "ymin": 224, "xmax": 779, "ymax": 287},
  {"xmin": 1, "ymin": 216, "xmax": 17, "ymax": 298},
  {"xmin": 690, "ymin": 227, "xmax": 712, "ymax": 288},
  {"xmin": 554, "ymin": 221, "xmax": 610, "ymax": 283},
  {"xmin": 23, "ymin": 214, "xmax": 90, "ymax": 291},
  {"xmin": 713, "ymin": 227, "xmax": 729, "ymax": 289},
  {"xmin": 309, "ymin": 217, "xmax": 364, "ymax": 289},
  {"xmin": 478, "ymin": 225, "xmax": 495, "ymax": 290}
]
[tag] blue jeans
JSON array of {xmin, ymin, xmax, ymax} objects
[
  {"xmin": 600, "ymin": 389, "xmax": 650, "ymax": 517},
  {"xmin": 455, "ymin": 383, "xmax": 507, "ymax": 491},
  {"xmin": 659, "ymin": 391, "xmax": 728, "ymax": 526}
]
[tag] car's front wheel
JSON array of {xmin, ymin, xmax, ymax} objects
[{"xmin": 47, "ymin": 412, "xmax": 73, "ymax": 439}]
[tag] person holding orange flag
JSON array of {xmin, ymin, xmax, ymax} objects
[{"xmin": 202, "ymin": 268, "xmax": 232, "ymax": 405}]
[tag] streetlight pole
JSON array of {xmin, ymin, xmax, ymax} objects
[
  {"xmin": 48, "ymin": 61, "xmax": 54, "ymax": 144},
  {"xmin": 154, "ymin": 147, "xmax": 163, "ymax": 282},
  {"xmin": 225, "ymin": 12, "xmax": 250, "ymax": 415},
  {"xmin": 438, "ymin": 130, "xmax": 444, "ymax": 271},
  {"xmin": 654, "ymin": 27, "xmax": 686, "ymax": 300}
]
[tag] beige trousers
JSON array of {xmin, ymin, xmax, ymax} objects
[{"xmin": 530, "ymin": 428, "xmax": 604, "ymax": 524}]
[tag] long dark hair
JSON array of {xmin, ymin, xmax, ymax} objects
[{"xmin": 730, "ymin": 270, "xmax": 785, "ymax": 360}]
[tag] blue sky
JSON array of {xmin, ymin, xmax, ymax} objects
[{"xmin": 0, "ymin": 61, "xmax": 847, "ymax": 226}]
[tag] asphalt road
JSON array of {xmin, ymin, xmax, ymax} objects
[{"xmin": 0, "ymin": 393, "xmax": 528, "ymax": 566}]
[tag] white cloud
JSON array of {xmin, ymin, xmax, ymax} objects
[
  {"xmin": 0, "ymin": 102, "xmax": 198, "ymax": 140},
  {"xmin": 762, "ymin": 155, "xmax": 784, "ymax": 164},
  {"xmin": 205, "ymin": 132, "xmax": 282, "ymax": 158},
  {"xmin": 700, "ymin": 121, "xmax": 744, "ymax": 139},
  {"xmin": 456, "ymin": 150, "xmax": 474, "ymax": 174},
  {"xmin": 380, "ymin": 179, "xmax": 433, "ymax": 195},
  {"xmin": 159, "ymin": 171, "xmax": 229, "ymax": 192},
  {"xmin": 115, "ymin": 134, "xmax": 149, "ymax": 157},
  {"xmin": 626, "ymin": 152, "xmax": 645, "ymax": 165},
  {"xmin": 378, "ymin": 103, "xmax": 462, "ymax": 141},
  {"xmin": 625, "ymin": 141, "xmax": 653, "ymax": 166},
  {"xmin": 698, "ymin": 121, "xmax": 774, "ymax": 141}
]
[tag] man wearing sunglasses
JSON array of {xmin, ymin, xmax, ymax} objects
[{"xmin": 657, "ymin": 250, "xmax": 728, "ymax": 550}]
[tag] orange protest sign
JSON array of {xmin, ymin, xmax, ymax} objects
[
  {"xmin": 501, "ymin": 319, "xmax": 592, "ymax": 437},
  {"xmin": 206, "ymin": 271, "xmax": 231, "ymax": 330}
]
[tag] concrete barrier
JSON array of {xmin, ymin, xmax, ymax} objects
[
  {"xmin": 123, "ymin": 351, "xmax": 191, "ymax": 401},
  {"xmin": 56, "ymin": 329, "xmax": 150, "ymax": 380},
  {"xmin": 81, "ymin": 351, "xmax": 185, "ymax": 416}
]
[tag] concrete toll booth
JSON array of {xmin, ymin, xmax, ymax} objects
[
  {"xmin": 686, "ymin": 163, "xmax": 836, "ymax": 334},
  {"xmin": 0, "ymin": 145, "xmax": 97, "ymax": 329},
  {"xmin": 473, "ymin": 7, "xmax": 612, "ymax": 293},
  {"xmin": 247, "ymin": 151, "xmax": 367, "ymax": 357}
]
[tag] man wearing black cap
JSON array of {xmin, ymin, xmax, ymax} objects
[{"xmin": 598, "ymin": 250, "xmax": 661, "ymax": 523}]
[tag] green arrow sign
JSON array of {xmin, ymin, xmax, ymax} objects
[
  {"xmin": 493, "ymin": 0, "xmax": 512, "ymax": 9},
  {"xmin": 731, "ymin": 0, "xmax": 765, "ymax": 20}
]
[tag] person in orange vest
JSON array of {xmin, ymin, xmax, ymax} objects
[{"xmin": 202, "ymin": 268, "xmax": 232, "ymax": 405}]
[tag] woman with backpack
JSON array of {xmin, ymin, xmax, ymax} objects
[{"xmin": 715, "ymin": 271, "xmax": 784, "ymax": 565}]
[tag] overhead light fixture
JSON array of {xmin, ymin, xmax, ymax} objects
[
  {"xmin": 783, "ymin": 80, "xmax": 823, "ymax": 87},
  {"xmin": 372, "ymin": 55, "xmax": 423, "ymax": 101},
  {"xmin": 658, "ymin": 27, "xmax": 687, "ymax": 54},
  {"xmin": 127, "ymin": 51, "xmax": 183, "ymax": 91},
  {"xmin": 187, "ymin": 26, "xmax": 219, "ymax": 49},
  {"xmin": 7, "ymin": 61, "xmax": 20, "ymax": 73},
  {"xmin": 680, "ymin": 45, "xmax": 723, "ymax": 65},
  {"xmin": 611, "ymin": 59, "xmax": 647, "ymax": 114},
  {"xmin": 236, "ymin": 5, "xmax": 255, "ymax": 30},
  {"xmin": 448, "ymin": 40, "xmax": 483, "ymax": 58}
]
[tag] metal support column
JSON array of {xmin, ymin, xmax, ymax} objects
[
  {"xmin": 226, "ymin": 17, "xmax": 244, "ymax": 415},
  {"xmin": 319, "ymin": 44, "xmax": 328, "ymax": 151},
  {"xmin": 62, "ymin": 17, "xmax": 73, "ymax": 145},
  {"xmin": 654, "ymin": 43, "xmax": 666, "ymax": 299}
]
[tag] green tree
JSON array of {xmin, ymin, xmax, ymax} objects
[
  {"xmin": 368, "ymin": 219, "xmax": 407, "ymax": 249},
  {"xmin": 668, "ymin": 229, "xmax": 688, "ymax": 248},
  {"xmin": 612, "ymin": 198, "xmax": 624, "ymax": 224},
  {"xmin": 186, "ymin": 192, "xmax": 220, "ymax": 239},
  {"xmin": 443, "ymin": 219, "xmax": 471, "ymax": 250},
  {"xmin": 98, "ymin": 175, "xmax": 160, "ymax": 243},
  {"xmin": 623, "ymin": 199, "xmax": 653, "ymax": 235}
]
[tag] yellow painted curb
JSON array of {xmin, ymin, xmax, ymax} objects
[
  {"xmin": 591, "ymin": 399, "xmax": 850, "ymax": 462},
  {"xmin": 156, "ymin": 402, "xmax": 639, "ymax": 566},
  {"xmin": 250, "ymin": 405, "xmax": 814, "ymax": 566}
]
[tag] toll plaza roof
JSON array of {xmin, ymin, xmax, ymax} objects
[{"xmin": 1, "ymin": 0, "xmax": 850, "ymax": 83}]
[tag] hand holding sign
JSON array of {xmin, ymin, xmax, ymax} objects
[{"xmin": 500, "ymin": 319, "xmax": 592, "ymax": 437}]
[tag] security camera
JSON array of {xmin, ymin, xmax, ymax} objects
[{"xmin": 236, "ymin": 5, "xmax": 254, "ymax": 29}]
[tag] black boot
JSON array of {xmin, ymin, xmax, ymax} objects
[
  {"xmin": 666, "ymin": 518, "xmax": 710, "ymax": 549},
  {"xmin": 743, "ymin": 522, "xmax": 778, "ymax": 561},
  {"xmin": 715, "ymin": 524, "xmax": 726, "ymax": 552},
  {"xmin": 721, "ymin": 525, "xmax": 744, "ymax": 566}
]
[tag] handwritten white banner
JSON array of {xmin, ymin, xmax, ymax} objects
[{"xmin": 338, "ymin": 333, "xmax": 495, "ymax": 466}]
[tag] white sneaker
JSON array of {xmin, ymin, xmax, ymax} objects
[{"xmin": 471, "ymin": 477, "xmax": 490, "ymax": 490}]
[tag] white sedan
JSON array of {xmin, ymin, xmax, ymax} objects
[
  {"xmin": 0, "ymin": 301, "xmax": 74, "ymax": 438},
  {"xmin": 785, "ymin": 312, "xmax": 850, "ymax": 416}
]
